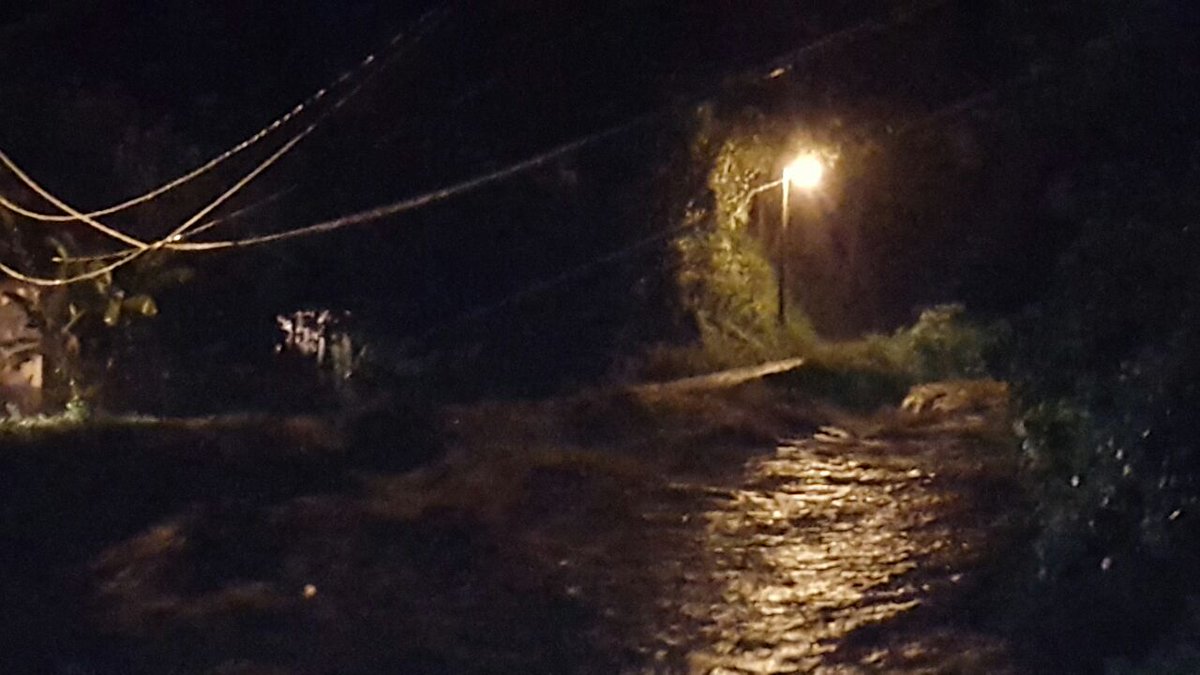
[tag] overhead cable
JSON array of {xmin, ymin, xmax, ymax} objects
[{"xmin": 0, "ymin": 7, "xmax": 446, "ymax": 225}]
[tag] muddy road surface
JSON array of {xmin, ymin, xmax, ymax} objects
[{"xmin": 1, "ymin": 389, "xmax": 1023, "ymax": 674}]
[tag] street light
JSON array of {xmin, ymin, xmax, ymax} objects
[
  {"xmin": 776, "ymin": 153, "xmax": 825, "ymax": 325},
  {"xmin": 783, "ymin": 154, "xmax": 825, "ymax": 192}
]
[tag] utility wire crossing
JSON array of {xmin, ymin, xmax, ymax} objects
[
  {"xmin": 0, "ymin": 8, "xmax": 449, "ymax": 285},
  {"xmin": 0, "ymin": 0, "xmax": 1013, "ymax": 291}
]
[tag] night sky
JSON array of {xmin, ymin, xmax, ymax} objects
[{"xmin": 2, "ymin": 0, "xmax": 1198, "ymax": 400}]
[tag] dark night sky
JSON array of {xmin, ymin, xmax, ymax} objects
[
  {"xmin": 0, "ymin": 1, "xmax": 996, "ymax": 199},
  {"xmin": 1, "ymin": 1, "xmax": 925, "ymax": 311},
  {"xmin": 2, "ymin": 0, "xmax": 1198, "ymax": 400}
]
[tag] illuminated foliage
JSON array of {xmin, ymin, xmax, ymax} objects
[{"xmin": 662, "ymin": 113, "xmax": 822, "ymax": 373}]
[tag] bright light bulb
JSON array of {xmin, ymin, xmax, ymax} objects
[{"xmin": 784, "ymin": 155, "xmax": 825, "ymax": 191}]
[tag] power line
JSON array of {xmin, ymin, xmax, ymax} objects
[
  {"xmin": 0, "ymin": 9, "xmax": 450, "ymax": 284},
  {"xmin": 420, "ymin": 81, "xmax": 1050, "ymax": 348},
  {"xmin": 416, "ymin": 217, "xmax": 697, "ymax": 346},
  {"xmin": 0, "ymin": 124, "xmax": 313, "ymax": 286},
  {"xmin": 407, "ymin": 3, "xmax": 1058, "ymax": 343},
  {"xmin": 0, "ymin": 7, "xmax": 447, "ymax": 226},
  {"xmin": 0, "ymin": 13, "xmax": 427, "ymax": 286},
  {"xmin": 174, "ymin": 115, "xmax": 659, "ymax": 251},
  {"xmin": 1, "ymin": 0, "xmax": 960, "ymax": 285},
  {"xmin": 131, "ymin": 6, "xmax": 937, "ymax": 254}
]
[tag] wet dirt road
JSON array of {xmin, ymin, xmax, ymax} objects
[
  {"xmin": 2, "ymin": 401, "xmax": 1024, "ymax": 674},
  {"xmin": 665, "ymin": 435, "xmax": 1016, "ymax": 673},
  {"xmin": 512, "ymin": 421, "xmax": 1022, "ymax": 674}
]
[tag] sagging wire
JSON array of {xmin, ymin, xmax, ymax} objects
[
  {"xmin": 165, "ymin": 185, "xmax": 296, "ymax": 242},
  {"xmin": 410, "ymin": 2, "xmax": 1014, "ymax": 342},
  {"xmin": 0, "ymin": 8, "xmax": 450, "ymax": 283},
  {"xmin": 890, "ymin": 72, "xmax": 1038, "ymax": 139},
  {"xmin": 0, "ymin": 124, "xmax": 314, "ymax": 286},
  {"xmin": 2, "ymin": 0, "xmax": 966, "ymax": 285},
  {"xmin": 0, "ymin": 7, "xmax": 447, "ymax": 227},
  {"xmin": 91, "ymin": 5, "xmax": 925, "ymax": 255},
  {"xmin": 49, "ymin": 186, "xmax": 295, "ymax": 264},
  {"xmin": 27, "ymin": 113, "xmax": 658, "ymax": 283},
  {"xmin": 265, "ymin": 0, "xmax": 1118, "ymax": 346},
  {"xmin": 415, "ymin": 216, "xmax": 703, "ymax": 347},
  {"xmin": 0, "ymin": 148, "xmax": 152, "ymax": 249},
  {"xmin": 172, "ymin": 115, "xmax": 658, "ymax": 251}
]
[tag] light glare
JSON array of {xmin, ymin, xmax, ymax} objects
[{"xmin": 784, "ymin": 155, "xmax": 825, "ymax": 191}]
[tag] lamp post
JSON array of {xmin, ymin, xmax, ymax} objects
[{"xmin": 776, "ymin": 154, "xmax": 825, "ymax": 325}]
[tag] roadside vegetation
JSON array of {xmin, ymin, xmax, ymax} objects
[{"xmin": 635, "ymin": 112, "xmax": 998, "ymax": 415}]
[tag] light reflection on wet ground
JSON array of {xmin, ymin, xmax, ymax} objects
[
  {"xmin": 515, "ymin": 425, "xmax": 1019, "ymax": 673},
  {"xmin": 683, "ymin": 438, "xmax": 969, "ymax": 674},
  {"xmin": 22, "ymin": 410, "xmax": 1020, "ymax": 673},
  {"xmin": 614, "ymin": 427, "xmax": 1017, "ymax": 667}
]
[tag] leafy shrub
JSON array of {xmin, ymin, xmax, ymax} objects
[
  {"xmin": 895, "ymin": 304, "xmax": 993, "ymax": 380},
  {"xmin": 999, "ymin": 224, "xmax": 1200, "ymax": 669}
]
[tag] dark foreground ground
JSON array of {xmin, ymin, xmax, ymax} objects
[{"xmin": 0, "ymin": 382, "xmax": 1025, "ymax": 674}]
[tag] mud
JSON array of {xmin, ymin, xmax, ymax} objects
[{"xmin": 0, "ymin": 404, "xmax": 1023, "ymax": 674}]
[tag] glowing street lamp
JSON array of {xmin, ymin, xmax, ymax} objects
[
  {"xmin": 783, "ymin": 154, "xmax": 825, "ymax": 192},
  {"xmin": 776, "ymin": 153, "xmax": 825, "ymax": 325}
]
